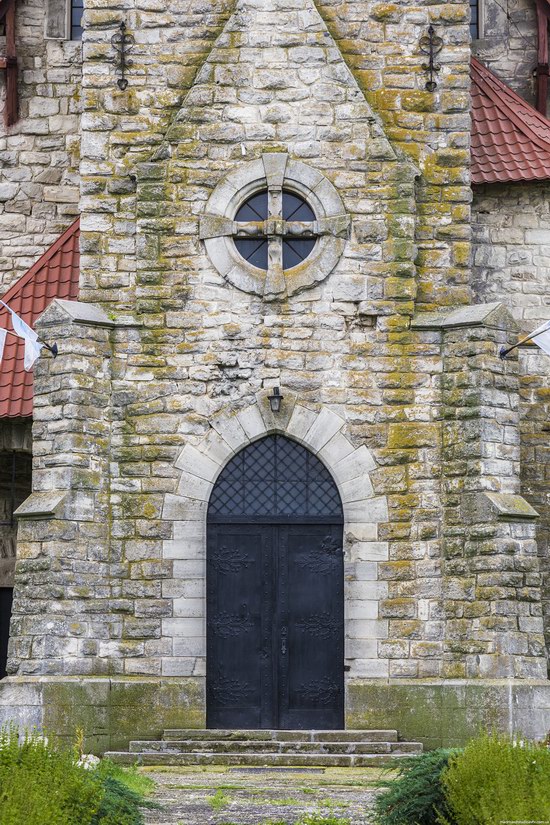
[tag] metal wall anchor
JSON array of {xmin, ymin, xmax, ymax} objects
[
  {"xmin": 419, "ymin": 24, "xmax": 443, "ymax": 92},
  {"xmin": 111, "ymin": 21, "xmax": 134, "ymax": 91}
]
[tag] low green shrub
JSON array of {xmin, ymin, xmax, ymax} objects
[
  {"xmin": 440, "ymin": 732, "xmax": 550, "ymax": 824},
  {"xmin": 373, "ymin": 749, "xmax": 459, "ymax": 825},
  {"xmin": 0, "ymin": 726, "xmax": 156, "ymax": 825},
  {"xmin": 96, "ymin": 758, "xmax": 156, "ymax": 801},
  {"xmin": 0, "ymin": 725, "xmax": 102, "ymax": 825}
]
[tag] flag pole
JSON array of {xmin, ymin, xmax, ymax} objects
[
  {"xmin": 0, "ymin": 304, "xmax": 58, "ymax": 357},
  {"xmin": 499, "ymin": 322, "xmax": 550, "ymax": 359}
]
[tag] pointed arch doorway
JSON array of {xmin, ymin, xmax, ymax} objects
[{"xmin": 207, "ymin": 434, "xmax": 344, "ymax": 730}]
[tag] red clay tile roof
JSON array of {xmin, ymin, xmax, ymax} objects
[
  {"xmin": 0, "ymin": 219, "xmax": 80, "ymax": 418},
  {"xmin": 471, "ymin": 56, "xmax": 550, "ymax": 184}
]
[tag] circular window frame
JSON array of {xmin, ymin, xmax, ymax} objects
[{"xmin": 199, "ymin": 154, "xmax": 350, "ymax": 300}]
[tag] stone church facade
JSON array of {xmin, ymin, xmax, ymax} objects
[{"xmin": 1, "ymin": 0, "xmax": 550, "ymax": 752}]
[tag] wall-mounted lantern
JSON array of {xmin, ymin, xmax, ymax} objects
[{"xmin": 268, "ymin": 387, "xmax": 283, "ymax": 413}]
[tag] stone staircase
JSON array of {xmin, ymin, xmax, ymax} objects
[{"xmin": 105, "ymin": 728, "xmax": 423, "ymax": 767}]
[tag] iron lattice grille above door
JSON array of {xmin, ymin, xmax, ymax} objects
[{"xmin": 208, "ymin": 435, "xmax": 343, "ymax": 522}]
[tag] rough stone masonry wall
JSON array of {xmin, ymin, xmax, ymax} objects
[
  {"xmin": 8, "ymin": 301, "xmax": 113, "ymax": 676},
  {"xmin": 439, "ymin": 313, "xmax": 545, "ymax": 679},
  {"xmin": 77, "ymin": 0, "xmax": 473, "ymax": 312},
  {"xmin": 0, "ymin": 0, "xmax": 81, "ymax": 293},
  {"xmin": 316, "ymin": 0, "xmax": 472, "ymax": 311},
  {"xmin": 473, "ymin": 0, "xmax": 538, "ymax": 105},
  {"xmin": 472, "ymin": 183, "xmax": 550, "ymax": 325},
  {"xmin": 4, "ymin": 0, "xmax": 550, "ymax": 750},
  {"xmin": 472, "ymin": 183, "xmax": 550, "ymax": 668},
  {"xmin": 17, "ymin": 0, "xmax": 545, "ymax": 691}
]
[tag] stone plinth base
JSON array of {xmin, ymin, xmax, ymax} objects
[
  {"xmin": 0, "ymin": 676, "xmax": 205, "ymax": 754},
  {"xmin": 2, "ymin": 677, "xmax": 550, "ymax": 753},
  {"xmin": 347, "ymin": 679, "xmax": 550, "ymax": 749}
]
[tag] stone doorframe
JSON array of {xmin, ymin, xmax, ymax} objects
[{"xmin": 162, "ymin": 390, "xmax": 390, "ymax": 686}]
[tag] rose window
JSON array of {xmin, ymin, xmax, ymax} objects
[{"xmin": 200, "ymin": 153, "xmax": 350, "ymax": 300}]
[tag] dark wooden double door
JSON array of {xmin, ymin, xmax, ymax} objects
[{"xmin": 207, "ymin": 522, "xmax": 344, "ymax": 730}]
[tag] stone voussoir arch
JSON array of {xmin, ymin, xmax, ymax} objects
[
  {"xmin": 164, "ymin": 389, "xmax": 387, "ymax": 531},
  {"xmin": 161, "ymin": 390, "xmax": 390, "ymax": 681}
]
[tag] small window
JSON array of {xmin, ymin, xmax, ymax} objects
[
  {"xmin": 0, "ymin": 452, "xmax": 32, "ymax": 528},
  {"xmin": 71, "ymin": 0, "xmax": 84, "ymax": 40},
  {"xmin": 0, "ymin": 588, "xmax": 13, "ymax": 679},
  {"xmin": 470, "ymin": 0, "xmax": 480, "ymax": 39}
]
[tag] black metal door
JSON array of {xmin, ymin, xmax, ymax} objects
[
  {"xmin": 0, "ymin": 588, "xmax": 13, "ymax": 679},
  {"xmin": 207, "ymin": 435, "xmax": 344, "ymax": 730},
  {"xmin": 278, "ymin": 524, "xmax": 344, "ymax": 729}
]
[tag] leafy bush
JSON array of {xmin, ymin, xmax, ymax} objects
[
  {"xmin": 440, "ymin": 733, "xmax": 550, "ymax": 825},
  {"xmin": 0, "ymin": 726, "xmax": 155, "ymax": 825},
  {"xmin": 373, "ymin": 749, "xmax": 459, "ymax": 825},
  {"xmin": 0, "ymin": 725, "xmax": 102, "ymax": 825}
]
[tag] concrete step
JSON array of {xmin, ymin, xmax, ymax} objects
[
  {"xmin": 128, "ymin": 738, "xmax": 422, "ymax": 755},
  {"xmin": 162, "ymin": 728, "xmax": 399, "ymax": 743},
  {"xmin": 104, "ymin": 750, "xmax": 416, "ymax": 768}
]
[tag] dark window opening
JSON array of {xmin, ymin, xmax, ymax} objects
[
  {"xmin": 470, "ymin": 0, "xmax": 480, "ymax": 39},
  {"xmin": 0, "ymin": 451, "xmax": 30, "ymax": 680},
  {"xmin": 0, "ymin": 452, "xmax": 32, "ymax": 528},
  {"xmin": 234, "ymin": 190, "xmax": 316, "ymax": 272},
  {"xmin": 71, "ymin": 0, "xmax": 84, "ymax": 40},
  {"xmin": 0, "ymin": 588, "xmax": 13, "ymax": 679}
]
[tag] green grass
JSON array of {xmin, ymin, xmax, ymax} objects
[
  {"xmin": 214, "ymin": 819, "xmax": 349, "ymax": 825},
  {"xmin": 208, "ymin": 788, "xmax": 231, "ymax": 811},
  {"xmin": 99, "ymin": 760, "xmax": 155, "ymax": 798}
]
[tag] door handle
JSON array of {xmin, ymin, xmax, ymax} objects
[{"xmin": 281, "ymin": 626, "xmax": 288, "ymax": 656}]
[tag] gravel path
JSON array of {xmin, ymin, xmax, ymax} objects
[{"xmin": 142, "ymin": 765, "xmax": 384, "ymax": 825}]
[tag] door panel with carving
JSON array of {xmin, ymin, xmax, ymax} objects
[
  {"xmin": 278, "ymin": 524, "xmax": 344, "ymax": 730},
  {"xmin": 206, "ymin": 525, "xmax": 274, "ymax": 729}
]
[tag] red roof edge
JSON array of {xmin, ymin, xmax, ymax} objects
[
  {"xmin": 0, "ymin": 218, "xmax": 80, "ymax": 419},
  {"xmin": 1, "ymin": 218, "xmax": 80, "ymax": 306},
  {"xmin": 471, "ymin": 57, "xmax": 550, "ymax": 184},
  {"xmin": 472, "ymin": 57, "xmax": 550, "ymax": 155}
]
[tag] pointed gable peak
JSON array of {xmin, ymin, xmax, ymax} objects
[{"xmin": 161, "ymin": 0, "xmax": 401, "ymax": 166}]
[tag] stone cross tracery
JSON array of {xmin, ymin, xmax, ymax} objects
[{"xmin": 200, "ymin": 154, "xmax": 350, "ymax": 299}]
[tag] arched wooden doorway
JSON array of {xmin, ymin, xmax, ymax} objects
[{"xmin": 207, "ymin": 434, "xmax": 344, "ymax": 730}]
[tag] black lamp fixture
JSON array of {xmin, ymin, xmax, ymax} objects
[{"xmin": 268, "ymin": 386, "xmax": 283, "ymax": 413}]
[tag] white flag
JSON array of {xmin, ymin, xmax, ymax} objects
[
  {"xmin": 0, "ymin": 328, "xmax": 6, "ymax": 364},
  {"xmin": 528, "ymin": 319, "xmax": 550, "ymax": 356},
  {"xmin": 23, "ymin": 337, "xmax": 44, "ymax": 371},
  {"xmin": 0, "ymin": 300, "xmax": 43, "ymax": 370}
]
